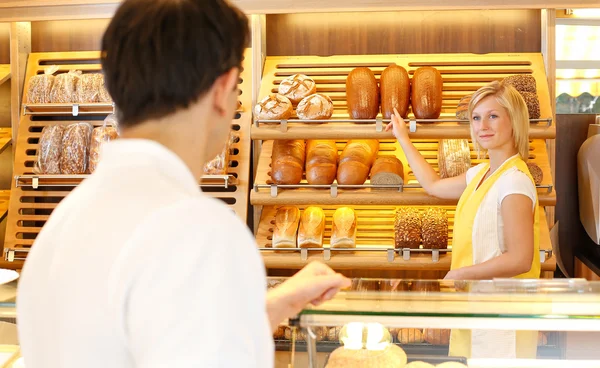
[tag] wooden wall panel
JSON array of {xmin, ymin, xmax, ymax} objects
[
  {"xmin": 0, "ymin": 23, "xmax": 9, "ymax": 64},
  {"xmin": 267, "ymin": 10, "xmax": 541, "ymax": 56},
  {"xmin": 31, "ymin": 19, "xmax": 110, "ymax": 53}
]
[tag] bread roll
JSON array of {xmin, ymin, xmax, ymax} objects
[
  {"xmin": 255, "ymin": 94, "xmax": 293, "ymax": 120},
  {"xmin": 337, "ymin": 140, "xmax": 380, "ymax": 185},
  {"xmin": 520, "ymin": 91, "xmax": 541, "ymax": 119},
  {"xmin": 326, "ymin": 344, "xmax": 407, "ymax": 368},
  {"xmin": 278, "ymin": 74, "xmax": 317, "ymax": 104},
  {"xmin": 297, "ymin": 94, "xmax": 334, "ymax": 120},
  {"xmin": 438, "ymin": 139, "xmax": 471, "ymax": 179},
  {"xmin": 411, "ymin": 67, "xmax": 443, "ymax": 119},
  {"xmin": 273, "ymin": 325, "xmax": 286, "ymax": 339},
  {"xmin": 370, "ymin": 156, "xmax": 404, "ymax": 185},
  {"xmin": 272, "ymin": 206, "xmax": 301, "ymax": 248},
  {"xmin": 423, "ymin": 329, "xmax": 450, "ymax": 345},
  {"xmin": 36, "ymin": 125, "xmax": 65, "ymax": 175},
  {"xmin": 455, "ymin": 94, "xmax": 472, "ymax": 120},
  {"xmin": 61, "ymin": 122, "xmax": 93, "ymax": 174},
  {"xmin": 381, "ymin": 65, "xmax": 410, "ymax": 119},
  {"xmin": 306, "ymin": 140, "xmax": 338, "ymax": 185},
  {"xmin": 504, "ymin": 75, "xmax": 537, "ymax": 93},
  {"xmin": 330, "ymin": 207, "xmax": 357, "ymax": 248},
  {"xmin": 421, "ymin": 207, "xmax": 448, "ymax": 250},
  {"xmin": 405, "ymin": 362, "xmax": 435, "ymax": 368},
  {"xmin": 395, "ymin": 328, "xmax": 424, "ymax": 344},
  {"xmin": 346, "ymin": 67, "xmax": 379, "ymax": 119},
  {"xmin": 271, "ymin": 140, "xmax": 305, "ymax": 185},
  {"xmin": 298, "ymin": 207, "xmax": 326, "ymax": 248},
  {"xmin": 527, "ymin": 162, "xmax": 543, "ymax": 185},
  {"xmin": 394, "ymin": 207, "xmax": 421, "ymax": 249}
]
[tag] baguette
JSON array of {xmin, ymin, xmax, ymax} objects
[
  {"xmin": 411, "ymin": 67, "xmax": 443, "ymax": 119},
  {"xmin": 306, "ymin": 140, "xmax": 338, "ymax": 185},
  {"xmin": 380, "ymin": 64, "xmax": 410, "ymax": 119},
  {"xmin": 298, "ymin": 207, "xmax": 326, "ymax": 248},
  {"xmin": 271, "ymin": 140, "xmax": 306, "ymax": 185},
  {"xmin": 346, "ymin": 67, "xmax": 379, "ymax": 119},
  {"xmin": 330, "ymin": 207, "xmax": 357, "ymax": 248},
  {"xmin": 272, "ymin": 206, "xmax": 301, "ymax": 248},
  {"xmin": 337, "ymin": 139, "xmax": 380, "ymax": 185},
  {"xmin": 370, "ymin": 156, "xmax": 404, "ymax": 185}
]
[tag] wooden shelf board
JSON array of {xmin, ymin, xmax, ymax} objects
[
  {"xmin": 0, "ymin": 128, "xmax": 12, "ymax": 155},
  {"xmin": 0, "ymin": 190, "xmax": 10, "ymax": 223},
  {"xmin": 251, "ymin": 139, "xmax": 556, "ymax": 206},
  {"xmin": 0, "ymin": 65, "xmax": 10, "ymax": 86},
  {"xmin": 258, "ymin": 205, "xmax": 555, "ymax": 272}
]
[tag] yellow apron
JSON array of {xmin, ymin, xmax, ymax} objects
[{"xmin": 448, "ymin": 155, "xmax": 540, "ymax": 359}]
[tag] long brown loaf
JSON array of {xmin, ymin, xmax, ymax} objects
[
  {"xmin": 380, "ymin": 65, "xmax": 410, "ymax": 119},
  {"xmin": 273, "ymin": 206, "xmax": 301, "ymax": 248},
  {"xmin": 394, "ymin": 207, "xmax": 421, "ymax": 249},
  {"xmin": 370, "ymin": 156, "xmax": 404, "ymax": 185},
  {"xmin": 61, "ymin": 122, "xmax": 93, "ymax": 174},
  {"xmin": 330, "ymin": 207, "xmax": 357, "ymax": 248},
  {"xmin": 421, "ymin": 207, "xmax": 448, "ymax": 249},
  {"xmin": 411, "ymin": 67, "xmax": 443, "ymax": 119},
  {"xmin": 36, "ymin": 125, "xmax": 65, "ymax": 174},
  {"xmin": 306, "ymin": 140, "xmax": 338, "ymax": 185},
  {"xmin": 297, "ymin": 206, "xmax": 326, "ymax": 248},
  {"xmin": 271, "ymin": 140, "xmax": 306, "ymax": 185},
  {"xmin": 346, "ymin": 67, "xmax": 379, "ymax": 119},
  {"xmin": 337, "ymin": 140, "xmax": 380, "ymax": 185}
]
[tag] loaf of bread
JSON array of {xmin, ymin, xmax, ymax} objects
[
  {"xmin": 380, "ymin": 65, "xmax": 410, "ymax": 119},
  {"xmin": 273, "ymin": 325, "xmax": 286, "ymax": 340},
  {"xmin": 520, "ymin": 91, "xmax": 541, "ymax": 119},
  {"xmin": 421, "ymin": 207, "xmax": 448, "ymax": 249},
  {"xmin": 278, "ymin": 74, "xmax": 317, "ymax": 104},
  {"xmin": 394, "ymin": 207, "xmax": 421, "ymax": 249},
  {"xmin": 411, "ymin": 67, "xmax": 443, "ymax": 119},
  {"xmin": 273, "ymin": 206, "xmax": 301, "ymax": 248},
  {"xmin": 337, "ymin": 140, "xmax": 380, "ymax": 185},
  {"xmin": 346, "ymin": 67, "xmax": 379, "ymax": 119},
  {"xmin": 60, "ymin": 122, "xmax": 93, "ymax": 174},
  {"xmin": 330, "ymin": 207, "xmax": 357, "ymax": 248},
  {"xmin": 423, "ymin": 329, "xmax": 450, "ymax": 345},
  {"xmin": 88, "ymin": 126, "xmax": 119, "ymax": 173},
  {"xmin": 255, "ymin": 94, "xmax": 293, "ymax": 120},
  {"xmin": 455, "ymin": 94, "xmax": 472, "ymax": 120},
  {"xmin": 394, "ymin": 328, "xmax": 424, "ymax": 344},
  {"xmin": 76, "ymin": 73, "xmax": 104, "ymax": 103},
  {"xmin": 306, "ymin": 140, "xmax": 338, "ymax": 185},
  {"xmin": 296, "ymin": 94, "xmax": 334, "ymax": 120},
  {"xmin": 27, "ymin": 74, "xmax": 55, "ymax": 104},
  {"xmin": 438, "ymin": 139, "xmax": 471, "ymax": 179},
  {"xmin": 325, "ymin": 344, "xmax": 407, "ymax": 368},
  {"xmin": 284, "ymin": 326, "xmax": 328, "ymax": 342},
  {"xmin": 204, "ymin": 131, "xmax": 235, "ymax": 175},
  {"xmin": 298, "ymin": 207, "xmax": 326, "ymax": 248},
  {"xmin": 370, "ymin": 156, "xmax": 404, "ymax": 185},
  {"xmin": 97, "ymin": 74, "xmax": 112, "ymax": 102},
  {"xmin": 50, "ymin": 71, "xmax": 81, "ymax": 103},
  {"xmin": 527, "ymin": 162, "xmax": 543, "ymax": 185},
  {"xmin": 504, "ymin": 75, "xmax": 537, "ymax": 93},
  {"xmin": 271, "ymin": 140, "xmax": 305, "ymax": 185},
  {"xmin": 405, "ymin": 362, "xmax": 435, "ymax": 368},
  {"xmin": 36, "ymin": 125, "xmax": 65, "ymax": 174}
]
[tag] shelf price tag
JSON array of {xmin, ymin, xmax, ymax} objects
[
  {"xmin": 432, "ymin": 249, "xmax": 440, "ymax": 263},
  {"xmin": 72, "ymin": 104, "xmax": 79, "ymax": 117},
  {"xmin": 301, "ymin": 248, "xmax": 308, "ymax": 261},
  {"xmin": 280, "ymin": 119, "xmax": 288, "ymax": 132},
  {"xmin": 324, "ymin": 248, "xmax": 331, "ymax": 261},
  {"xmin": 387, "ymin": 249, "xmax": 395, "ymax": 262},
  {"xmin": 375, "ymin": 117, "xmax": 383, "ymax": 132},
  {"xmin": 32, "ymin": 176, "xmax": 39, "ymax": 190},
  {"xmin": 402, "ymin": 248, "xmax": 411, "ymax": 261},
  {"xmin": 409, "ymin": 119, "xmax": 417, "ymax": 133}
]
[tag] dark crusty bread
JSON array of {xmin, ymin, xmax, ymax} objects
[
  {"xmin": 527, "ymin": 162, "xmax": 543, "ymax": 185},
  {"xmin": 346, "ymin": 67, "xmax": 380, "ymax": 119},
  {"xmin": 520, "ymin": 91, "xmax": 541, "ymax": 119},
  {"xmin": 421, "ymin": 207, "xmax": 448, "ymax": 250},
  {"xmin": 271, "ymin": 140, "xmax": 306, "ymax": 185},
  {"xmin": 381, "ymin": 64, "xmax": 410, "ymax": 119},
  {"xmin": 504, "ymin": 74, "xmax": 537, "ymax": 93},
  {"xmin": 411, "ymin": 67, "xmax": 443, "ymax": 120},
  {"xmin": 394, "ymin": 207, "xmax": 421, "ymax": 249}
]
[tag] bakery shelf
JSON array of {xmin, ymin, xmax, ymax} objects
[
  {"xmin": 257, "ymin": 205, "xmax": 555, "ymax": 272},
  {"xmin": 254, "ymin": 53, "xmax": 555, "ymax": 140},
  {"xmin": 251, "ymin": 139, "xmax": 556, "ymax": 207},
  {"xmin": 22, "ymin": 102, "xmax": 115, "ymax": 116},
  {"xmin": 0, "ymin": 65, "xmax": 10, "ymax": 86},
  {"xmin": 0, "ymin": 128, "xmax": 12, "ymax": 155}
]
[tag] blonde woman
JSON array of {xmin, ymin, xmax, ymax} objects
[{"xmin": 386, "ymin": 81, "xmax": 540, "ymax": 359}]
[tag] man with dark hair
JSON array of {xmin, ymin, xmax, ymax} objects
[{"xmin": 16, "ymin": 1, "xmax": 350, "ymax": 367}]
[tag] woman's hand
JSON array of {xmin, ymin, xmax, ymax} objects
[{"xmin": 385, "ymin": 108, "xmax": 410, "ymax": 143}]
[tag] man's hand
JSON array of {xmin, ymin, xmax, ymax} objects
[{"xmin": 266, "ymin": 262, "xmax": 351, "ymax": 332}]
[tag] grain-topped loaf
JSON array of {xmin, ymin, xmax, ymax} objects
[{"xmin": 394, "ymin": 207, "xmax": 421, "ymax": 249}]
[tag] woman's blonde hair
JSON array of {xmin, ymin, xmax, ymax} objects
[{"xmin": 468, "ymin": 81, "xmax": 530, "ymax": 162}]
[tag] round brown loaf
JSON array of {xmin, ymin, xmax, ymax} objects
[
  {"xmin": 346, "ymin": 67, "xmax": 380, "ymax": 120},
  {"xmin": 297, "ymin": 93, "xmax": 334, "ymax": 120},
  {"xmin": 421, "ymin": 207, "xmax": 448, "ymax": 250},
  {"xmin": 306, "ymin": 140, "xmax": 338, "ymax": 185},
  {"xmin": 455, "ymin": 94, "xmax": 472, "ymax": 120},
  {"xmin": 395, "ymin": 328, "xmax": 424, "ymax": 344},
  {"xmin": 326, "ymin": 344, "xmax": 407, "ymax": 368},
  {"xmin": 503, "ymin": 74, "xmax": 537, "ymax": 93},
  {"xmin": 381, "ymin": 64, "xmax": 410, "ymax": 119},
  {"xmin": 370, "ymin": 156, "xmax": 404, "ymax": 185},
  {"xmin": 278, "ymin": 74, "xmax": 317, "ymax": 104},
  {"xmin": 411, "ymin": 67, "xmax": 443, "ymax": 120},
  {"xmin": 254, "ymin": 94, "xmax": 293, "ymax": 120},
  {"xmin": 527, "ymin": 162, "xmax": 543, "ymax": 185},
  {"xmin": 520, "ymin": 91, "xmax": 541, "ymax": 119},
  {"xmin": 423, "ymin": 329, "xmax": 450, "ymax": 345}
]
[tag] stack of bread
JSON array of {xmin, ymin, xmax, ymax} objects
[
  {"xmin": 394, "ymin": 208, "xmax": 448, "ymax": 250},
  {"xmin": 27, "ymin": 71, "xmax": 112, "ymax": 104},
  {"xmin": 503, "ymin": 75, "xmax": 540, "ymax": 119}
]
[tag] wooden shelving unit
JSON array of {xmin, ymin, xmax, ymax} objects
[{"xmin": 0, "ymin": 65, "xmax": 10, "ymax": 86}]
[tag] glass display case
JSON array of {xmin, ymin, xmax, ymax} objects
[{"xmin": 272, "ymin": 278, "xmax": 600, "ymax": 368}]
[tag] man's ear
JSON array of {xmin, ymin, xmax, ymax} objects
[{"xmin": 213, "ymin": 67, "xmax": 239, "ymax": 117}]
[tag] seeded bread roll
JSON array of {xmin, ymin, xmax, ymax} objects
[
  {"xmin": 423, "ymin": 329, "xmax": 450, "ymax": 345},
  {"xmin": 394, "ymin": 208, "xmax": 421, "ymax": 249},
  {"xmin": 330, "ymin": 207, "xmax": 357, "ymax": 248},
  {"xmin": 297, "ymin": 93, "xmax": 334, "ymax": 120},
  {"xmin": 438, "ymin": 139, "xmax": 471, "ymax": 179},
  {"xmin": 455, "ymin": 94, "xmax": 472, "ymax": 120},
  {"xmin": 520, "ymin": 91, "xmax": 541, "ymax": 119},
  {"xmin": 370, "ymin": 156, "xmax": 404, "ymax": 185},
  {"xmin": 421, "ymin": 207, "xmax": 448, "ymax": 250},
  {"xmin": 273, "ymin": 206, "xmax": 301, "ymax": 248},
  {"xmin": 76, "ymin": 73, "xmax": 107, "ymax": 103},
  {"xmin": 255, "ymin": 94, "xmax": 293, "ymax": 120},
  {"xmin": 504, "ymin": 75, "xmax": 537, "ymax": 93},
  {"xmin": 527, "ymin": 162, "xmax": 543, "ymax": 185},
  {"xmin": 278, "ymin": 74, "xmax": 317, "ymax": 104}
]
